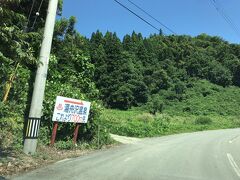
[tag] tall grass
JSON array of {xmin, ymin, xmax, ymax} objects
[{"xmin": 100, "ymin": 109, "xmax": 240, "ymax": 137}]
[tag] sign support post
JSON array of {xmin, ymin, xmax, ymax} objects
[
  {"xmin": 50, "ymin": 122, "xmax": 58, "ymax": 146},
  {"xmin": 73, "ymin": 123, "xmax": 80, "ymax": 145},
  {"xmin": 50, "ymin": 96, "xmax": 91, "ymax": 146}
]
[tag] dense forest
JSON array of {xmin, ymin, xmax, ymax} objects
[
  {"xmin": 1, "ymin": 0, "xmax": 240, "ymax": 151},
  {"xmin": 89, "ymin": 30, "xmax": 240, "ymax": 110}
]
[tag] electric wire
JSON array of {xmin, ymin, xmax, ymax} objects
[
  {"xmin": 127, "ymin": 0, "xmax": 176, "ymax": 34},
  {"xmin": 209, "ymin": 0, "xmax": 240, "ymax": 38},
  {"xmin": 211, "ymin": 0, "xmax": 240, "ymax": 34},
  {"xmin": 26, "ymin": 0, "xmax": 35, "ymax": 26},
  {"xmin": 37, "ymin": 0, "xmax": 44, "ymax": 13},
  {"xmin": 214, "ymin": 0, "xmax": 240, "ymax": 33},
  {"xmin": 31, "ymin": 0, "xmax": 44, "ymax": 29},
  {"xmin": 25, "ymin": 0, "xmax": 36, "ymax": 31},
  {"xmin": 113, "ymin": 0, "xmax": 160, "ymax": 33},
  {"xmin": 210, "ymin": 0, "xmax": 240, "ymax": 37}
]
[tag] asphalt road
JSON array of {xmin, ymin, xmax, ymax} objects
[{"xmin": 11, "ymin": 128, "xmax": 240, "ymax": 180}]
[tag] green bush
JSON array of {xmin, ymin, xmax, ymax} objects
[
  {"xmin": 55, "ymin": 139, "xmax": 75, "ymax": 150},
  {"xmin": 0, "ymin": 117, "xmax": 23, "ymax": 150},
  {"xmin": 195, "ymin": 116, "xmax": 212, "ymax": 125},
  {"xmin": 147, "ymin": 95, "xmax": 164, "ymax": 115},
  {"xmin": 38, "ymin": 125, "xmax": 51, "ymax": 145},
  {"xmin": 164, "ymin": 80, "xmax": 240, "ymax": 116},
  {"xmin": 153, "ymin": 114, "xmax": 170, "ymax": 132},
  {"xmin": 91, "ymin": 126, "xmax": 114, "ymax": 148},
  {"xmin": 101, "ymin": 109, "xmax": 173, "ymax": 137},
  {"xmin": 135, "ymin": 113, "xmax": 154, "ymax": 123},
  {"xmin": 0, "ymin": 101, "xmax": 24, "ymax": 119}
]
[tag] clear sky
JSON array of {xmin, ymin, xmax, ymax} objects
[{"xmin": 62, "ymin": 0, "xmax": 240, "ymax": 44}]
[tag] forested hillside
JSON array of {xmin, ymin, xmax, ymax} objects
[
  {"xmin": 89, "ymin": 31, "xmax": 240, "ymax": 110},
  {"xmin": 1, "ymin": 0, "xmax": 240, "ymax": 153}
]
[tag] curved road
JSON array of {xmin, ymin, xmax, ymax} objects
[{"xmin": 12, "ymin": 128, "xmax": 240, "ymax": 180}]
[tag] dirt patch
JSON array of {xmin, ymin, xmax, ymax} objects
[
  {"xmin": 110, "ymin": 134, "xmax": 141, "ymax": 144},
  {"xmin": 0, "ymin": 143, "xmax": 116, "ymax": 177}
]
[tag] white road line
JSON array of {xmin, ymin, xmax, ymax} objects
[
  {"xmin": 124, "ymin": 157, "xmax": 132, "ymax": 162},
  {"xmin": 55, "ymin": 158, "xmax": 70, "ymax": 164},
  {"xmin": 229, "ymin": 135, "xmax": 239, "ymax": 144},
  {"xmin": 227, "ymin": 153, "xmax": 240, "ymax": 178}
]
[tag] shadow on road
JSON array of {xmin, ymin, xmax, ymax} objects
[{"xmin": 0, "ymin": 176, "xmax": 6, "ymax": 180}]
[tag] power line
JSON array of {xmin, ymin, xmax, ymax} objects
[
  {"xmin": 212, "ymin": 0, "xmax": 240, "ymax": 34},
  {"xmin": 25, "ymin": 0, "xmax": 44, "ymax": 31},
  {"xmin": 25, "ymin": 0, "xmax": 35, "ymax": 31},
  {"xmin": 209, "ymin": 0, "xmax": 240, "ymax": 38},
  {"xmin": 31, "ymin": 0, "xmax": 44, "ymax": 29},
  {"xmin": 127, "ymin": 0, "xmax": 176, "ymax": 35},
  {"xmin": 27, "ymin": 0, "xmax": 35, "ymax": 25},
  {"xmin": 215, "ymin": 0, "xmax": 240, "ymax": 32},
  {"xmin": 113, "ymin": 0, "xmax": 160, "ymax": 33}
]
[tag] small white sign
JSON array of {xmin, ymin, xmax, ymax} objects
[{"xmin": 52, "ymin": 96, "xmax": 91, "ymax": 123}]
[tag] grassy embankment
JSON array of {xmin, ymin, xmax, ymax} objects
[{"xmin": 101, "ymin": 80, "xmax": 240, "ymax": 137}]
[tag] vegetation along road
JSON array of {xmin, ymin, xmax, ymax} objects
[{"xmin": 12, "ymin": 128, "xmax": 240, "ymax": 180}]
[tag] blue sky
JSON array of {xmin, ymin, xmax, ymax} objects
[{"xmin": 62, "ymin": 0, "xmax": 240, "ymax": 44}]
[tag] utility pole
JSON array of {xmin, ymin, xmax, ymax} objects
[{"xmin": 23, "ymin": 0, "xmax": 59, "ymax": 154}]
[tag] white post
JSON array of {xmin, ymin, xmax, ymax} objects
[{"xmin": 23, "ymin": 0, "xmax": 59, "ymax": 154}]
